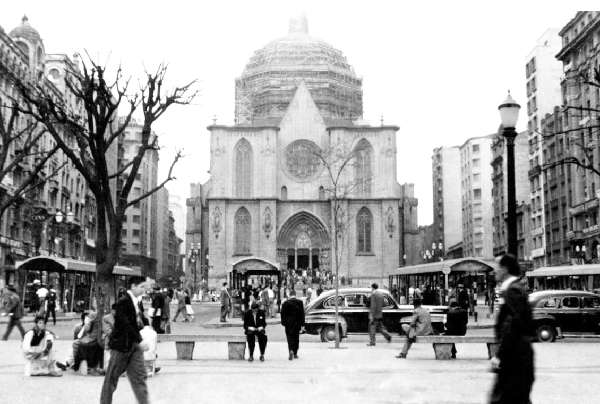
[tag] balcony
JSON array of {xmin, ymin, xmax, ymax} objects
[
  {"xmin": 528, "ymin": 164, "xmax": 542, "ymax": 178},
  {"xmin": 531, "ymin": 227, "xmax": 544, "ymax": 236},
  {"xmin": 583, "ymin": 224, "xmax": 600, "ymax": 236},
  {"xmin": 566, "ymin": 230, "xmax": 583, "ymax": 240}
]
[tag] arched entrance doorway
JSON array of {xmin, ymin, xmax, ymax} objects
[{"xmin": 277, "ymin": 211, "xmax": 330, "ymax": 276}]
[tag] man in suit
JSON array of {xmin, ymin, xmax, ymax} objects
[
  {"xmin": 150, "ymin": 286, "xmax": 164, "ymax": 333},
  {"xmin": 367, "ymin": 283, "xmax": 391, "ymax": 346},
  {"xmin": 396, "ymin": 298, "xmax": 433, "ymax": 358},
  {"xmin": 280, "ymin": 289, "xmax": 305, "ymax": 360},
  {"xmin": 445, "ymin": 300, "xmax": 468, "ymax": 359},
  {"xmin": 100, "ymin": 277, "xmax": 151, "ymax": 404},
  {"xmin": 489, "ymin": 254, "xmax": 534, "ymax": 404},
  {"xmin": 220, "ymin": 282, "xmax": 231, "ymax": 322},
  {"xmin": 243, "ymin": 302, "xmax": 267, "ymax": 362},
  {"xmin": 2, "ymin": 285, "xmax": 25, "ymax": 340}
]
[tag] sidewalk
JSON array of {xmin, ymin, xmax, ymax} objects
[{"xmin": 0, "ymin": 339, "xmax": 598, "ymax": 403}]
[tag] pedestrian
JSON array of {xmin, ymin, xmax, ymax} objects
[
  {"xmin": 260, "ymin": 286, "xmax": 270, "ymax": 314},
  {"xmin": 150, "ymin": 286, "xmax": 164, "ymax": 333},
  {"xmin": 184, "ymin": 290, "xmax": 194, "ymax": 321},
  {"xmin": 243, "ymin": 302, "xmax": 267, "ymax": 362},
  {"xmin": 22, "ymin": 314, "xmax": 63, "ymax": 377},
  {"xmin": 457, "ymin": 283, "xmax": 470, "ymax": 312},
  {"xmin": 162, "ymin": 289, "xmax": 172, "ymax": 334},
  {"xmin": 220, "ymin": 282, "xmax": 231, "ymax": 322},
  {"xmin": 267, "ymin": 284, "xmax": 276, "ymax": 318},
  {"xmin": 2, "ymin": 285, "xmax": 25, "ymax": 340},
  {"xmin": 305, "ymin": 286, "xmax": 313, "ymax": 306},
  {"xmin": 100, "ymin": 277, "xmax": 151, "ymax": 404},
  {"xmin": 102, "ymin": 304, "xmax": 117, "ymax": 369},
  {"xmin": 44, "ymin": 286, "xmax": 58, "ymax": 326},
  {"xmin": 316, "ymin": 283, "xmax": 323, "ymax": 297},
  {"xmin": 489, "ymin": 254, "xmax": 535, "ymax": 404},
  {"xmin": 444, "ymin": 300, "xmax": 468, "ymax": 359},
  {"xmin": 396, "ymin": 298, "xmax": 433, "ymax": 358},
  {"xmin": 367, "ymin": 283, "xmax": 392, "ymax": 346},
  {"xmin": 172, "ymin": 288, "xmax": 187, "ymax": 322},
  {"xmin": 280, "ymin": 289, "xmax": 305, "ymax": 360}
]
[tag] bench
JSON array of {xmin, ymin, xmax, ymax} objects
[
  {"xmin": 401, "ymin": 335, "xmax": 499, "ymax": 360},
  {"xmin": 157, "ymin": 334, "xmax": 247, "ymax": 360}
]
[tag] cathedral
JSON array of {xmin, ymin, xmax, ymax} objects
[{"xmin": 200, "ymin": 16, "xmax": 413, "ymax": 288}]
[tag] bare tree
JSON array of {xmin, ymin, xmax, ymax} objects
[
  {"xmin": 313, "ymin": 142, "xmax": 369, "ymax": 348},
  {"xmin": 539, "ymin": 66, "xmax": 600, "ymax": 176},
  {"xmin": 12, "ymin": 57, "xmax": 196, "ymax": 329}
]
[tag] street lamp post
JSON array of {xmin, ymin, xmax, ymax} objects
[{"xmin": 499, "ymin": 92, "xmax": 521, "ymax": 257}]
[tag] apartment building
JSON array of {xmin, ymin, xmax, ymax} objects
[{"xmin": 431, "ymin": 146, "xmax": 462, "ymax": 253}]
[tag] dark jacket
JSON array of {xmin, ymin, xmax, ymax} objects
[
  {"xmin": 281, "ymin": 297, "xmax": 305, "ymax": 333},
  {"xmin": 243, "ymin": 309, "xmax": 267, "ymax": 334},
  {"xmin": 445, "ymin": 306, "xmax": 468, "ymax": 336},
  {"xmin": 108, "ymin": 293, "xmax": 144, "ymax": 352},
  {"xmin": 151, "ymin": 293, "xmax": 165, "ymax": 318},
  {"xmin": 457, "ymin": 288, "xmax": 470, "ymax": 310},
  {"xmin": 490, "ymin": 278, "xmax": 535, "ymax": 404},
  {"xmin": 369, "ymin": 290, "xmax": 385, "ymax": 320}
]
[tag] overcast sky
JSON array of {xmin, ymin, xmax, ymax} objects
[{"xmin": 1, "ymin": 1, "xmax": 596, "ymax": 226}]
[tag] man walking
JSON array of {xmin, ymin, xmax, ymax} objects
[
  {"xmin": 396, "ymin": 298, "xmax": 433, "ymax": 358},
  {"xmin": 172, "ymin": 288, "xmax": 187, "ymax": 322},
  {"xmin": 367, "ymin": 283, "xmax": 391, "ymax": 346},
  {"xmin": 2, "ymin": 285, "xmax": 25, "ymax": 340},
  {"xmin": 100, "ymin": 277, "xmax": 150, "ymax": 404},
  {"xmin": 243, "ymin": 302, "xmax": 267, "ymax": 362},
  {"xmin": 220, "ymin": 282, "xmax": 231, "ymax": 322},
  {"xmin": 150, "ymin": 286, "xmax": 164, "ymax": 333},
  {"xmin": 280, "ymin": 289, "xmax": 305, "ymax": 360},
  {"xmin": 489, "ymin": 254, "xmax": 534, "ymax": 404}
]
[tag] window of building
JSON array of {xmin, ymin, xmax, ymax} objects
[
  {"xmin": 133, "ymin": 215, "xmax": 141, "ymax": 223},
  {"xmin": 356, "ymin": 207, "xmax": 373, "ymax": 253},
  {"xmin": 472, "ymin": 158, "xmax": 480, "ymax": 168},
  {"xmin": 234, "ymin": 138, "xmax": 253, "ymax": 198},
  {"xmin": 354, "ymin": 139, "xmax": 373, "ymax": 196},
  {"xmin": 281, "ymin": 186, "xmax": 287, "ymax": 200},
  {"xmin": 473, "ymin": 188, "xmax": 482, "ymax": 200},
  {"xmin": 133, "ymin": 229, "xmax": 140, "ymax": 237},
  {"xmin": 234, "ymin": 207, "xmax": 251, "ymax": 255},
  {"xmin": 318, "ymin": 186, "xmax": 325, "ymax": 200},
  {"xmin": 121, "ymin": 229, "xmax": 127, "ymax": 237},
  {"xmin": 472, "ymin": 144, "xmax": 480, "ymax": 153}
]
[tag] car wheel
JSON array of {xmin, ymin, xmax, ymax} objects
[
  {"xmin": 320, "ymin": 325, "xmax": 340, "ymax": 342},
  {"xmin": 536, "ymin": 324, "xmax": 556, "ymax": 342}
]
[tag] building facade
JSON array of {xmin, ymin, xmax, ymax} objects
[
  {"xmin": 185, "ymin": 183, "xmax": 206, "ymax": 290},
  {"xmin": 118, "ymin": 118, "xmax": 159, "ymax": 279},
  {"xmin": 556, "ymin": 11, "xmax": 600, "ymax": 263},
  {"xmin": 460, "ymin": 135, "xmax": 495, "ymax": 258},
  {"xmin": 431, "ymin": 146, "xmax": 462, "ymax": 252},
  {"xmin": 201, "ymin": 18, "xmax": 412, "ymax": 287},
  {"xmin": 525, "ymin": 28, "xmax": 563, "ymax": 268},
  {"xmin": 0, "ymin": 17, "xmax": 107, "ymax": 285}
]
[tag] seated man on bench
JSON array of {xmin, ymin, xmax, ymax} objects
[
  {"xmin": 243, "ymin": 302, "xmax": 267, "ymax": 362},
  {"xmin": 396, "ymin": 298, "xmax": 433, "ymax": 359}
]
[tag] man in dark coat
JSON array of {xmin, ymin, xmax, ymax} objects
[
  {"xmin": 280, "ymin": 289, "xmax": 305, "ymax": 360},
  {"xmin": 150, "ymin": 287, "xmax": 165, "ymax": 333},
  {"xmin": 2, "ymin": 285, "xmax": 25, "ymax": 340},
  {"xmin": 243, "ymin": 302, "xmax": 267, "ymax": 362},
  {"xmin": 100, "ymin": 277, "xmax": 151, "ymax": 404},
  {"xmin": 445, "ymin": 300, "xmax": 468, "ymax": 359},
  {"xmin": 489, "ymin": 254, "xmax": 534, "ymax": 404},
  {"xmin": 367, "ymin": 283, "xmax": 391, "ymax": 346}
]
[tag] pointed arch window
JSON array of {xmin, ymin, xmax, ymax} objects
[
  {"xmin": 281, "ymin": 186, "xmax": 288, "ymax": 200},
  {"xmin": 357, "ymin": 207, "xmax": 373, "ymax": 254},
  {"xmin": 318, "ymin": 186, "xmax": 325, "ymax": 200},
  {"xmin": 354, "ymin": 139, "xmax": 373, "ymax": 196},
  {"xmin": 235, "ymin": 138, "xmax": 253, "ymax": 198},
  {"xmin": 234, "ymin": 207, "xmax": 251, "ymax": 255}
]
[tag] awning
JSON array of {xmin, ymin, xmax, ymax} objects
[
  {"xmin": 395, "ymin": 257, "xmax": 497, "ymax": 275},
  {"xmin": 526, "ymin": 264, "xmax": 600, "ymax": 277},
  {"xmin": 15, "ymin": 256, "xmax": 141, "ymax": 277}
]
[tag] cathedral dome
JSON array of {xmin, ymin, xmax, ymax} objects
[
  {"xmin": 9, "ymin": 15, "xmax": 42, "ymax": 44},
  {"xmin": 235, "ymin": 16, "xmax": 363, "ymax": 124}
]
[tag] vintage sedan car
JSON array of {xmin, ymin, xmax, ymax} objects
[
  {"xmin": 304, "ymin": 288, "xmax": 448, "ymax": 342},
  {"xmin": 529, "ymin": 290, "xmax": 600, "ymax": 342}
]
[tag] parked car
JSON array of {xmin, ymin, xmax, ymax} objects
[
  {"xmin": 304, "ymin": 288, "xmax": 448, "ymax": 342},
  {"xmin": 529, "ymin": 290, "xmax": 600, "ymax": 342}
]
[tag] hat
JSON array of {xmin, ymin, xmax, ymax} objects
[{"xmin": 251, "ymin": 302, "xmax": 259, "ymax": 310}]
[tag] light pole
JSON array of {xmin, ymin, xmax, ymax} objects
[{"xmin": 498, "ymin": 92, "xmax": 521, "ymax": 257}]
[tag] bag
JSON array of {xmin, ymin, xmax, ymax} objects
[{"xmin": 185, "ymin": 304, "xmax": 194, "ymax": 315}]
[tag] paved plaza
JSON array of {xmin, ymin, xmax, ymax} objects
[{"xmin": 0, "ymin": 337, "xmax": 599, "ymax": 404}]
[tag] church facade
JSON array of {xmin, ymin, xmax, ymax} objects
[{"xmin": 202, "ymin": 17, "xmax": 408, "ymax": 287}]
